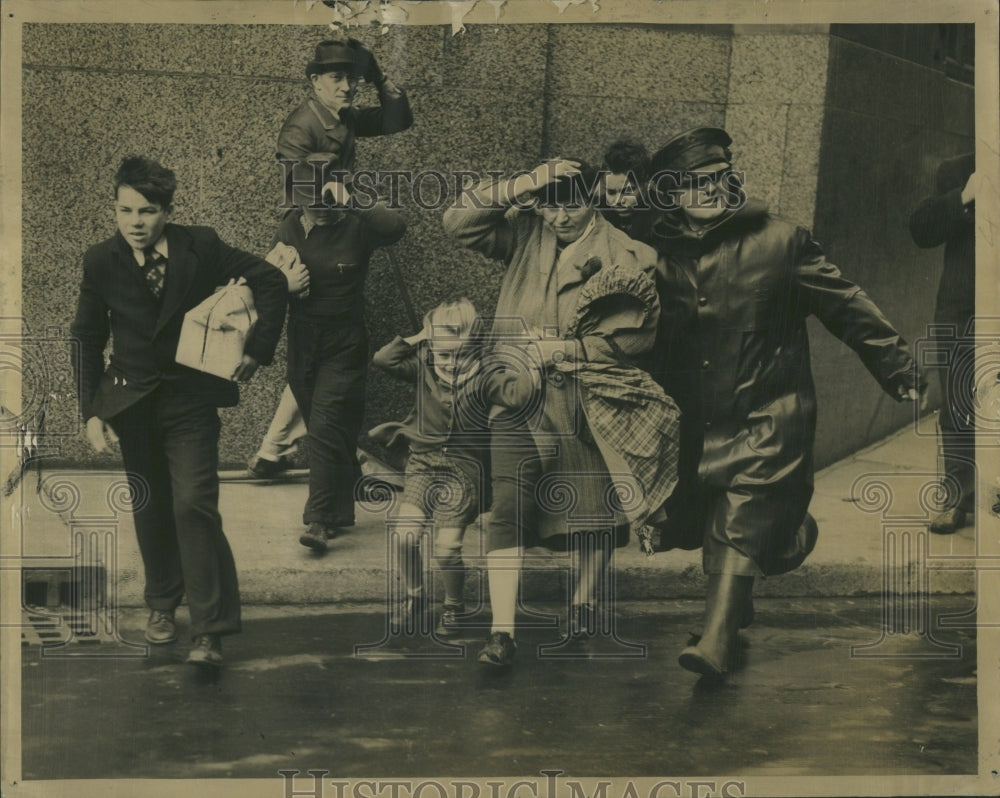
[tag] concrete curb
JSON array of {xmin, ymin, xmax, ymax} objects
[{"xmin": 12, "ymin": 423, "xmax": 984, "ymax": 606}]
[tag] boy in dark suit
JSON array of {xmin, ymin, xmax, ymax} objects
[{"xmin": 70, "ymin": 156, "xmax": 287, "ymax": 668}]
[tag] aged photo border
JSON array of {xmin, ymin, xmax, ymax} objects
[{"xmin": 1, "ymin": 0, "xmax": 998, "ymax": 796}]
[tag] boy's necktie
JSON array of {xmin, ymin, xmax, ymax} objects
[{"xmin": 141, "ymin": 246, "xmax": 166, "ymax": 300}]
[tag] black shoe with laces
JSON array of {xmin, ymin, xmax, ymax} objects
[
  {"xmin": 299, "ymin": 523, "xmax": 332, "ymax": 552},
  {"xmin": 435, "ymin": 603, "xmax": 467, "ymax": 638},
  {"xmin": 145, "ymin": 609, "xmax": 177, "ymax": 644},
  {"xmin": 247, "ymin": 455, "xmax": 296, "ymax": 479},
  {"xmin": 186, "ymin": 634, "xmax": 223, "ymax": 668},
  {"xmin": 477, "ymin": 631, "xmax": 516, "ymax": 667}
]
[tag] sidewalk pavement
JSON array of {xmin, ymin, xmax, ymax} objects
[{"xmin": 13, "ymin": 417, "xmax": 983, "ymax": 606}]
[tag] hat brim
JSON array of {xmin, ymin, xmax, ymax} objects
[{"xmin": 307, "ymin": 61, "xmax": 359, "ymax": 76}]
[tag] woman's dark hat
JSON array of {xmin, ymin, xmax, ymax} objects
[
  {"xmin": 651, "ymin": 127, "xmax": 733, "ymax": 173},
  {"xmin": 306, "ymin": 40, "xmax": 361, "ymax": 78},
  {"xmin": 533, "ymin": 159, "xmax": 598, "ymax": 207}
]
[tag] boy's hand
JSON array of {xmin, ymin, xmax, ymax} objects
[
  {"xmin": 507, "ymin": 159, "xmax": 582, "ymax": 204},
  {"xmin": 284, "ymin": 257, "xmax": 311, "ymax": 296},
  {"xmin": 961, "ymin": 171, "xmax": 977, "ymax": 206},
  {"xmin": 403, "ymin": 328, "xmax": 428, "ymax": 347},
  {"xmin": 266, "ymin": 243, "xmax": 310, "ymax": 296},
  {"xmin": 897, "ymin": 383, "xmax": 929, "ymax": 410},
  {"xmin": 322, "ymin": 180, "xmax": 352, "ymax": 208},
  {"xmin": 893, "ymin": 365, "xmax": 928, "ymax": 409},
  {"xmin": 85, "ymin": 416, "xmax": 118, "ymax": 454},
  {"xmin": 529, "ymin": 158, "xmax": 581, "ymax": 191},
  {"xmin": 232, "ymin": 355, "xmax": 259, "ymax": 382}
]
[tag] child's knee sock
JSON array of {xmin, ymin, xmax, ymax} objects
[
  {"xmin": 433, "ymin": 543, "xmax": 465, "ymax": 606},
  {"xmin": 396, "ymin": 527, "xmax": 425, "ymax": 597}
]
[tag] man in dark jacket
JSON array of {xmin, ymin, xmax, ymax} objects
[
  {"xmin": 276, "ymin": 37, "xmax": 413, "ymax": 174},
  {"xmin": 71, "ymin": 157, "xmax": 287, "ymax": 668},
  {"xmin": 644, "ymin": 128, "xmax": 922, "ymax": 678},
  {"xmin": 909, "ymin": 153, "xmax": 976, "ymax": 534},
  {"xmin": 248, "ymin": 35, "xmax": 414, "ymax": 480},
  {"xmin": 279, "ymin": 170, "xmax": 406, "ymax": 551}
]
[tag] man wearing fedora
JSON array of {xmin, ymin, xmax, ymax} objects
[
  {"xmin": 643, "ymin": 127, "xmax": 924, "ymax": 678},
  {"xmin": 247, "ymin": 35, "xmax": 414, "ymax": 481},
  {"xmin": 277, "ymin": 36, "xmax": 413, "ymax": 176}
]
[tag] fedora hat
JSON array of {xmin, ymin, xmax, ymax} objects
[{"xmin": 306, "ymin": 40, "xmax": 360, "ymax": 77}]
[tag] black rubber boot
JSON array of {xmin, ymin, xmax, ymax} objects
[{"xmin": 679, "ymin": 573, "xmax": 754, "ymax": 677}]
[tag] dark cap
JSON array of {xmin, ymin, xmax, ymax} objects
[
  {"xmin": 306, "ymin": 40, "xmax": 360, "ymax": 78},
  {"xmin": 532, "ymin": 159, "xmax": 598, "ymax": 207},
  {"xmin": 287, "ymin": 160, "xmax": 349, "ymax": 207},
  {"xmin": 650, "ymin": 127, "xmax": 733, "ymax": 173}
]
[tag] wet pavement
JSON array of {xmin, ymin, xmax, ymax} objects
[{"xmin": 19, "ymin": 597, "xmax": 977, "ymax": 780}]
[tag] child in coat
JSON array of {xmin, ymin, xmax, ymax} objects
[{"xmin": 370, "ymin": 298, "xmax": 535, "ymax": 637}]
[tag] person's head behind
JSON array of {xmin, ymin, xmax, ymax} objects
[
  {"xmin": 289, "ymin": 161, "xmax": 347, "ymax": 226},
  {"xmin": 306, "ymin": 39, "xmax": 361, "ymax": 114},
  {"xmin": 424, "ymin": 298, "xmax": 480, "ymax": 380},
  {"xmin": 113, "ymin": 156, "xmax": 176, "ymax": 251},
  {"xmin": 532, "ymin": 158, "xmax": 598, "ymax": 244},
  {"xmin": 602, "ymin": 138, "xmax": 650, "ymax": 217}
]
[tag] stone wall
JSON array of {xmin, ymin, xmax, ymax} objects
[
  {"xmin": 19, "ymin": 22, "xmax": 971, "ymax": 470},
  {"xmin": 20, "ymin": 22, "xmax": 732, "ymax": 468},
  {"xmin": 810, "ymin": 25, "xmax": 975, "ymax": 467}
]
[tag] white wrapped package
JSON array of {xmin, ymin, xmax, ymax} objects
[{"xmin": 175, "ymin": 278, "xmax": 257, "ymax": 380}]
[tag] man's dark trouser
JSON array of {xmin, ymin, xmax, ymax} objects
[
  {"xmin": 938, "ymin": 330, "xmax": 976, "ymax": 513},
  {"xmin": 110, "ymin": 384, "xmax": 241, "ymax": 638},
  {"xmin": 287, "ymin": 316, "xmax": 368, "ymax": 528}
]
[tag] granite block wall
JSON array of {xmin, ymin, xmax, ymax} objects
[
  {"xmin": 19, "ymin": 22, "xmax": 734, "ymax": 469},
  {"xmin": 19, "ymin": 22, "xmax": 968, "ymax": 471},
  {"xmin": 809, "ymin": 28, "xmax": 974, "ymax": 468},
  {"xmin": 724, "ymin": 28, "xmax": 830, "ymax": 228}
]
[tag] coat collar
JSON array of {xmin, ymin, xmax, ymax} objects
[
  {"xmin": 649, "ymin": 197, "xmax": 769, "ymax": 243},
  {"xmin": 540, "ymin": 211, "xmax": 608, "ymax": 293},
  {"xmin": 114, "ymin": 224, "xmax": 198, "ymax": 333},
  {"xmin": 307, "ymin": 97, "xmax": 349, "ymax": 133}
]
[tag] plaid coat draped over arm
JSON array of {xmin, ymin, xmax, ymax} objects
[{"xmin": 560, "ymin": 263, "xmax": 682, "ymax": 534}]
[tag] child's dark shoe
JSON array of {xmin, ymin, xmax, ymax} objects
[{"xmin": 435, "ymin": 603, "xmax": 467, "ymax": 638}]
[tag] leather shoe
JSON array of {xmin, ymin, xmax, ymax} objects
[
  {"xmin": 247, "ymin": 455, "xmax": 295, "ymax": 479},
  {"xmin": 186, "ymin": 634, "xmax": 223, "ymax": 668},
  {"xmin": 299, "ymin": 523, "xmax": 332, "ymax": 552},
  {"xmin": 477, "ymin": 631, "xmax": 516, "ymax": 667},
  {"xmin": 929, "ymin": 508, "xmax": 969, "ymax": 535},
  {"xmin": 145, "ymin": 609, "xmax": 177, "ymax": 645}
]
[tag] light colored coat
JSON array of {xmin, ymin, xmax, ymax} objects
[{"xmin": 443, "ymin": 200, "xmax": 660, "ymax": 537}]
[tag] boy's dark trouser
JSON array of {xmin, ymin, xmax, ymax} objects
[
  {"xmin": 287, "ymin": 316, "xmax": 368, "ymax": 528},
  {"xmin": 937, "ymin": 332, "xmax": 976, "ymax": 513},
  {"xmin": 110, "ymin": 384, "xmax": 241, "ymax": 638}
]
